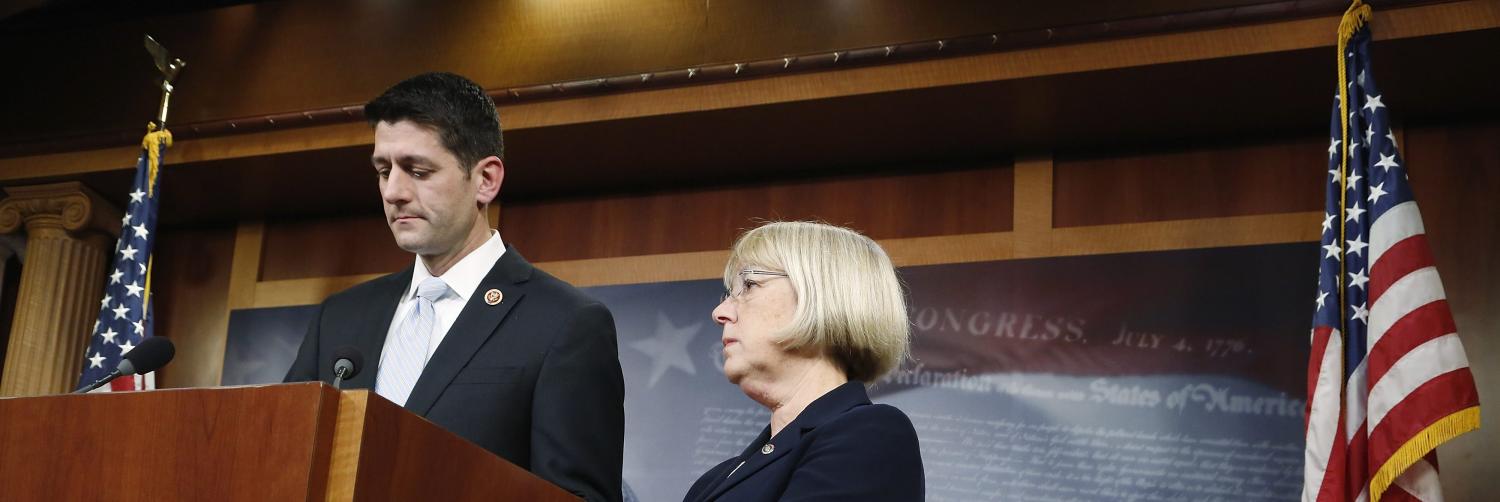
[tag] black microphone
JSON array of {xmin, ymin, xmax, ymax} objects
[
  {"xmin": 331, "ymin": 346, "xmax": 363, "ymax": 390},
  {"xmin": 73, "ymin": 337, "xmax": 175, "ymax": 394}
]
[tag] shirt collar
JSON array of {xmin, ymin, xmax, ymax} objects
[{"xmin": 407, "ymin": 230, "xmax": 507, "ymax": 301}]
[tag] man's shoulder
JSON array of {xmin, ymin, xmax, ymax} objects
[{"xmin": 520, "ymin": 265, "xmax": 607, "ymax": 312}]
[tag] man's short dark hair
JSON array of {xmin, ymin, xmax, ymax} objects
[{"xmin": 364, "ymin": 72, "xmax": 504, "ymax": 173}]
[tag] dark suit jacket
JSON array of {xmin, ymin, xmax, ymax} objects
[
  {"xmin": 682, "ymin": 381, "xmax": 924, "ymax": 502},
  {"xmin": 285, "ymin": 246, "xmax": 624, "ymax": 502}
]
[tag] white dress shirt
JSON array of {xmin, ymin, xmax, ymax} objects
[{"xmin": 379, "ymin": 231, "xmax": 507, "ymax": 367}]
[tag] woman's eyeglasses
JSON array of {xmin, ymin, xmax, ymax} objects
[{"xmin": 720, "ymin": 269, "xmax": 788, "ymax": 303}]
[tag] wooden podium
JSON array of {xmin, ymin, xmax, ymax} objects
[{"xmin": 0, "ymin": 383, "xmax": 579, "ymax": 501}]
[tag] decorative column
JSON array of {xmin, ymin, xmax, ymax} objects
[{"xmin": 0, "ymin": 182, "xmax": 119, "ymax": 396}]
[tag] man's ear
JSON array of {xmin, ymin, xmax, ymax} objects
[{"xmin": 473, "ymin": 156, "xmax": 504, "ymax": 205}]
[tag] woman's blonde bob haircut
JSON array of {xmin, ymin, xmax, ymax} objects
[{"xmin": 723, "ymin": 221, "xmax": 909, "ymax": 382}]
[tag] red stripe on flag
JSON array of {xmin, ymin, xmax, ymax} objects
[
  {"xmin": 1307, "ymin": 327, "xmax": 1335, "ymax": 433},
  {"xmin": 1366, "ymin": 368, "xmax": 1480, "ymax": 469},
  {"xmin": 1369, "ymin": 234, "xmax": 1433, "ymax": 306},
  {"xmin": 1366, "ymin": 301, "xmax": 1457, "ymax": 386},
  {"xmin": 1315, "ymin": 417, "xmax": 1350, "ymax": 502},
  {"xmin": 1345, "ymin": 422, "xmax": 1370, "ymax": 502}
]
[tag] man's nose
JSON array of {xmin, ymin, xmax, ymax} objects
[{"xmin": 381, "ymin": 169, "xmax": 413, "ymax": 204}]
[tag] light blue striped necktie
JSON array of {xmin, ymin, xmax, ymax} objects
[{"xmin": 375, "ymin": 277, "xmax": 449, "ymax": 407}]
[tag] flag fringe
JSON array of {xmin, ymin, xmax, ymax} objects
[
  {"xmin": 1369, "ymin": 406, "xmax": 1481, "ymax": 502},
  {"xmin": 142, "ymin": 124, "xmax": 172, "ymax": 197}
]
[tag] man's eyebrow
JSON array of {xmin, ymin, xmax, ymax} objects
[{"xmin": 370, "ymin": 154, "xmax": 434, "ymax": 167}]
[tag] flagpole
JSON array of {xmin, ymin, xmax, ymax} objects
[{"xmin": 138, "ymin": 35, "xmax": 183, "ymax": 323}]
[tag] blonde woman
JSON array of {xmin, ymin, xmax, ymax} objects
[{"xmin": 682, "ymin": 221, "xmax": 923, "ymax": 501}]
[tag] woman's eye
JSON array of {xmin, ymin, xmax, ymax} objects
[{"xmin": 742, "ymin": 279, "xmax": 758, "ymax": 290}]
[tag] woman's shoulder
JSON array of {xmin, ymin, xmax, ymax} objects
[{"xmin": 813, "ymin": 401, "xmax": 920, "ymax": 446}]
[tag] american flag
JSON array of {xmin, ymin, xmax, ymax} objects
[
  {"xmin": 76, "ymin": 127, "xmax": 171, "ymax": 392},
  {"xmin": 1303, "ymin": 5, "xmax": 1480, "ymax": 502}
]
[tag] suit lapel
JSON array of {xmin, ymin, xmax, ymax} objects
[
  {"xmin": 700, "ymin": 425, "xmax": 800, "ymax": 501},
  {"xmin": 349, "ymin": 266, "xmax": 411, "ymax": 390},
  {"xmin": 699, "ymin": 382, "xmax": 872, "ymax": 501},
  {"xmin": 403, "ymin": 247, "xmax": 533, "ymax": 415}
]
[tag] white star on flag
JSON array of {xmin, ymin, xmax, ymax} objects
[
  {"xmin": 101, "ymin": 328, "xmax": 118, "ymax": 344},
  {"xmin": 1322, "ymin": 243, "xmax": 1342, "ymax": 260},
  {"xmin": 1345, "ymin": 203, "xmax": 1366, "ymax": 222},
  {"xmin": 132, "ymin": 223, "xmax": 149, "ymax": 239},
  {"xmin": 1346, "ymin": 235, "xmax": 1368, "ymax": 256},
  {"xmin": 118, "ymin": 341, "xmax": 135, "ymax": 355},
  {"xmin": 88, "ymin": 352, "xmax": 106, "ymax": 369},
  {"xmin": 100, "ymin": 294, "xmax": 112, "ymax": 309},
  {"xmin": 1362, "ymin": 94, "xmax": 1384, "ymax": 112},
  {"xmin": 121, "ymin": 245, "xmax": 138, "ymax": 261},
  {"xmin": 124, "ymin": 282, "xmax": 144, "ymax": 297},
  {"xmin": 112, "ymin": 304, "xmax": 130, "ymax": 320},
  {"xmin": 1368, "ymin": 182, "xmax": 1388, "ymax": 204},
  {"xmin": 1375, "ymin": 152, "xmax": 1399, "ymax": 171},
  {"xmin": 1350, "ymin": 303, "xmax": 1369, "ymax": 323},
  {"xmin": 129, "ymin": 189, "xmax": 145, "ymax": 203},
  {"xmin": 133, "ymin": 320, "xmax": 145, "ymax": 335},
  {"xmin": 1348, "ymin": 269, "xmax": 1370, "ymax": 290},
  {"xmin": 628, "ymin": 312, "xmax": 702, "ymax": 388},
  {"xmin": 110, "ymin": 268, "xmax": 124, "ymax": 284},
  {"xmin": 1328, "ymin": 139, "xmax": 1341, "ymax": 159}
]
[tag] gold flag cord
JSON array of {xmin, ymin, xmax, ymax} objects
[{"xmin": 138, "ymin": 124, "xmax": 170, "ymax": 315}]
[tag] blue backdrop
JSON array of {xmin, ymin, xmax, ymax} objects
[{"xmin": 225, "ymin": 242, "xmax": 1315, "ymax": 501}]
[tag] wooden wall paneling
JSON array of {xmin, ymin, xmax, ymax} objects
[
  {"xmin": 500, "ymin": 165, "xmax": 1015, "ymax": 263},
  {"xmin": 6, "ymin": 1, "xmax": 1498, "ymax": 182},
  {"xmin": 151, "ymin": 225, "xmax": 236, "ymax": 389},
  {"xmin": 1053, "ymin": 137, "xmax": 1327, "ymax": 227},
  {"xmin": 260, "ymin": 216, "xmax": 407, "ymax": 281},
  {"xmin": 1013, "ymin": 153, "xmax": 1054, "ymax": 258},
  {"xmin": 257, "ymin": 165, "xmax": 1015, "ymax": 285},
  {"xmin": 0, "ymin": 0, "xmax": 1376, "ymax": 143},
  {"xmin": 227, "ymin": 222, "xmax": 264, "ymax": 311}
]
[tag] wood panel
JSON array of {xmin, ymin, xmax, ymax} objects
[
  {"xmin": 503, "ymin": 164, "xmax": 1014, "ymax": 262},
  {"xmin": 1053, "ymin": 137, "xmax": 1326, "ymax": 227},
  {"xmin": 0, "ymin": 0, "xmax": 1308, "ymax": 143},
  {"xmin": 151, "ymin": 224, "xmax": 236, "ymax": 388},
  {"xmin": 330, "ymin": 391, "xmax": 576, "ymax": 502},
  {"xmin": 258, "ymin": 164, "xmax": 1014, "ymax": 281},
  {"xmin": 0, "ymin": 384, "xmax": 338, "ymax": 501},
  {"xmin": 1398, "ymin": 120, "xmax": 1500, "ymax": 502},
  {"xmin": 6, "ymin": 1, "xmax": 1499, "ymax": 184},
  {"xmin": 260, "ymin": 216, "xmax": 409, "ymax": 281}
]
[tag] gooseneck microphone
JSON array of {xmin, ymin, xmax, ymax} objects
[
  {"xmin": 73, "ymin": 337, "xmax": 176, "ymax": 394},
  {"xmin": 331, "ymin": 346, "xmax": 364, "ymax": 390}
]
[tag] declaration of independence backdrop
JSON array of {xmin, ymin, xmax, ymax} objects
[{"xmin": 226, "ymin": 242, "xmax": 1314, "ymax": 501}]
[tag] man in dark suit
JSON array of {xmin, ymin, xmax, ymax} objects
[{"xmin": 284, "ymin": 72, "xmax": 624, "ymax": 502}]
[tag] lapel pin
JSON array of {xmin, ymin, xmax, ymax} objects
[
  {"xmin": 484, "ymin": 288, "xmax": 504, "ymax": 305},
  {"xmin": 760, "ymin": 444, "xmax": 775, "ymax": 454}
]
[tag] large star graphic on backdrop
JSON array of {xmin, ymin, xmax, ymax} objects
[{"xmin": 628, "ymin": 312, "xmax": 702, "ymax": 388}]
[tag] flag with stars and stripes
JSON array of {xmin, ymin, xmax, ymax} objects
[
  {"xmin": 76, "ymin": 126, "xmax": 172, "ymax": 392},
  {"xmin": 1302, "ymin": 4, "xmax": 1480, "ymax": 502}
]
